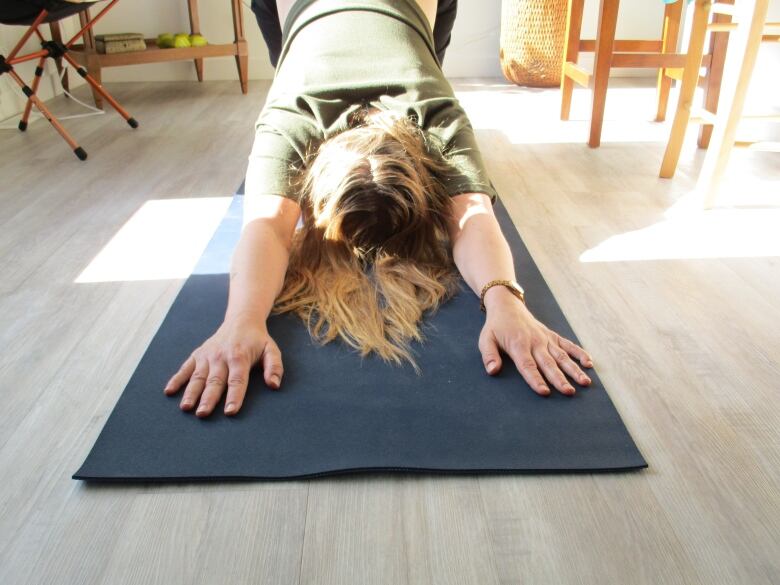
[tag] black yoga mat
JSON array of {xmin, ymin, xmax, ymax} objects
[{"xmin": 74, "ymin": 191, "xmax": 647, "ymax": 481}]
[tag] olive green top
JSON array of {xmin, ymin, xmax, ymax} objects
[{"xmin": 246, "ymin": 0, "xmax": 498, "ymax": 204}]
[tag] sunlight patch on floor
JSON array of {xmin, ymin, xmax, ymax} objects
[
  {"xmin": 580, "ymin": 206, "xmax": 780, "ymax": 262},
  {"xmin": 75, "ymin": 196, "xmax": 233, "ymax": 283},
  {"xmin": 456, "ymin": 85, "xmax": 676, "ymax": 144}
]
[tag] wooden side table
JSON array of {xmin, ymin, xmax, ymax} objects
[{"xmin": 68, "ymin": 0, "xmax": 248, "ymax": 108}]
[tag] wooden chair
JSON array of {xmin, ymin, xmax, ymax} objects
[
  {"xmin": 659, "ymin": 0, "xmax": 779, "ymax": 208},
  {"xmin": 560, "ymin": 0, "xmax": 694, "ymax": 147}
]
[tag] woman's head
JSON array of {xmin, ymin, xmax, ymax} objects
[
  {"xmin": 304, "ymin": 109, "xmax": 452, "ymax": 261},
  {"xmin": 273, "ymin": 109, "xmax": 460, "ymax": 369}
]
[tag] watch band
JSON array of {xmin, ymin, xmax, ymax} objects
[{"xmin": 479, "ymin": 279, "xmax": 525, "ymax": 312}]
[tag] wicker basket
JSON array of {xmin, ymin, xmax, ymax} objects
[{"xmin": 500, "ymin": 0, "xmax": 568, "ymax": 87}]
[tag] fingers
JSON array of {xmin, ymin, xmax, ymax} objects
[
  {"xmin": 531, "ymin": 345, "xmax": 575, "ymax": 396},
  {"xmin": 504, "ymin": 342, "xmax": 551, "ymax": 396},
  {"xmin": 164, "ymin": 356, "xmax": 195, "ymax": 395},
  {"xmin": 558, "ymin": 335, "xmax": 593, "ymax": 368},
  {"xmin": 224, "ymin": 348, "xmax": 251, "ymax": 416},
  {"xmin": 549, "ymin": 339, "xmax": 591, "ymax": 387},
  {"xmin": 180, "ymin": 358, "xmax": 208, "ymax": 411},
  {"xmin": 262, "ymin": 340, "xmax": 283, "ymax": 390},
  {"xmin": 195, "ymin": 360, "xmax": 229, "ymax": 418},
  {"xmin": 478, "ymin": 328, "xmax": 503, "ymax": 375}
]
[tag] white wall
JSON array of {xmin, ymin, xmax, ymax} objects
[{"xmin": 89, "ymin": 0, "xmax": 671, "ymax": 81}]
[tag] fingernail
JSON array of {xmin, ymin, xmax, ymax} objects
[
  {"xmin": 581, "ymin": 376, "xmax": 591, "ymax": 384},
  {"xmin": 565, "ymin": 384, "xmax": 575, "ymax": 393},
  {"xmin": 225, "ymin": 402, "xmax": 236, "ymax": 414},
  {"xmin": 180, "ymin": 401, "xmax": 191, "ymax": 409},
  {"xmin": 270, "ymin": 375, "xmax": 280, "ymax": 388},
  {"xmin": 197, "ymin": 405, "xmax": 207, "ymax": 415},
  {"xmin": 541, "ymin": 387, "xmax": 550, "ymax": 395},
  {"xmin": 486, "ymin": 361, "xmax": 496, "ymax": 373},
  {"xmin": 586, "ymin": 361, "xmax": 593, "ymax": 367}
]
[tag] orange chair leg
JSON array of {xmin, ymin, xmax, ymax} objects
[
  {"xmin": 19, "ymin": 56, "xmax": 46, "ymax": 131},
  {"xmin": 62, "ymin": 52, "xmax": 139, "ymax": 129},
  {"xmin": 6, "ymin": 68, "xmax": 87, "ymax": 160}
]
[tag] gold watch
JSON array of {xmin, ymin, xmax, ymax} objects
[{"xmin": 479, "ymin": 279, "xmax": 525, "ymax": 312}]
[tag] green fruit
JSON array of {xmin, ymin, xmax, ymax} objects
[
  {"xmin": 189, "ymin": 34, "xmax": 208, "ymax": 47},
  {"xmin": 156, "ymin": 33, "xmax": 174, "ymax": 48},
  {"xmin": 173, "ymin": 33, "xmax": 191, "ymax": 48}
]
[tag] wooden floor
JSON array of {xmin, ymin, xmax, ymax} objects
[{"xmin": 0, "ymin": 79, "xmax": 778, "ymax": 585}]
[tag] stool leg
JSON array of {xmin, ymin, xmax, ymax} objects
[
  {"xmin": 560, "ymin": 0, "xmax": 585, "ymax": 120},
  {"xmin": 660, "ymin": 0, "xmax": 710, "ymax": 179},
  {"xmin": 698, "ymin": 0, "xmax": 733, "ymax": 148},
  {"xmin": 19, "ymin": 56, "xmax": 46, "ymax": 131},
  {"xmin": 62, "ymin": 53, "xmax": 139, "ymax": 129},
  {"xmin": 697, "ymin": 0, "xmax": 769, "ymax": 208},
  {"xmin": 655, "ymin": 0, "xmax": 683, "ymax": 122},
  {"xmin": 588, "ymin": 0, "xmax": 618, "ymax": 148},
  {"xmin": 6, "ymin": 68, "xmax": 87, "ymax": 160}
]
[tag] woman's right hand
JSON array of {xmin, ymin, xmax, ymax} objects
[{"xmin": 163, "ymin": 313, "xmax": 284, "ymax": 417}]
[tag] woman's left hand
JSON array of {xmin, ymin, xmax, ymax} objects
[{"xmin": 478, "ymin": 287, "xmax": 593, "ymax": 396}]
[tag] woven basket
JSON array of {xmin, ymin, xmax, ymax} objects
[{"xmin": 500, "ymin": 0, "xmax": 568, "ymax": 87}]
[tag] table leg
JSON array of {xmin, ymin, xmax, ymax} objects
[
  {"xmin": 187, "ymin": 0, "xmax": 204, "ymax": 82},
  {"xmin": 231, "ymin": 0, "xmax": 248, "ymax": 94}
]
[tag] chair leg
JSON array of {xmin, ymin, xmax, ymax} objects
[
  {"xmin": 588, "ymin": 0, "xmax": 618, "ymax": 148},
  {"xmin": 696, "ymin": 0, "xmax": 770, "ymax": 208},
  {"xmin": 19, "ymin": 56, "xmax": 46, "ymax": 131},
  {"xmin": 7, "ymin": 10, "xmax": 48, "ymax": 61},
  {"xmin": 659, "ymin": 0, "xmax": 711, "ymax": 179},
  {"xmin": 6, "ymin": 68, "xmax": 86, "ymax": 160},
  {"xmin": 560, "ymin": 0, "xmax": 585, "ymax": 121},
  {"xmin": 62, "ymin": 52, "xmax": 139, "ymax": 129},
  {"xmin": 49, "ymin": 21, "xmax": 69, "ymax": 94},
  {"xmin": 78, "ymin": 9, "xmax": 103, "ymax": 109},
  {"xmin": 655, "ymin": 0, "xmax": 683, "ymax": 122}
]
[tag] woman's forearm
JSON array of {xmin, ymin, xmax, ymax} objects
[
  {"xmin": 449, "ymin": 193, "xmax": 520, "ymax": 311},
  {"xmin": 225, "ymin": 219, "xmax": 292, "ymax": 323}
]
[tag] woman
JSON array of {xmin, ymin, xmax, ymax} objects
[{"xmin": 164, "ymin": 0, "xmax": 593, "ymax": 417}]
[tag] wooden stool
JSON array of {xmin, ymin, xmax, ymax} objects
[
  {"xmin": 659, "ymin": 0, "xmax": 778, "ymax": 208},
  {"xmin": 560, "ymin": 0, "xmax": 693, "ymax": 147}
]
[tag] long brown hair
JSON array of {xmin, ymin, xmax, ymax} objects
[{"xmin": 271, "ymin": 109, "xmax": 461, "ymax": 369}]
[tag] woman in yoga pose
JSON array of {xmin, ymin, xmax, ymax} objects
[{"xmin": 164, "ymin": 0, "xmax": 593, "ymax": 417}]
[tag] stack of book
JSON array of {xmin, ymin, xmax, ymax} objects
[{"xmin": 95, "ymin": 33, "xmax": 146, "ymax": 55}]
